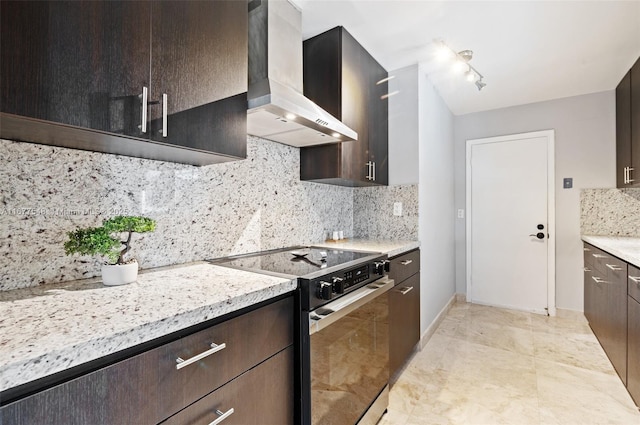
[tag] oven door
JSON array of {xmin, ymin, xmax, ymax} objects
[{"xmin": 309, "ymin": 278, "xmax": 393, "ymax": 425}]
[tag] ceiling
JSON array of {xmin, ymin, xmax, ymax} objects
[{"xmin": 292, "ymin": 0, "xmax": 640, "ymax": 115}]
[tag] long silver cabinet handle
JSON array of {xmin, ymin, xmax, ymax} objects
[
  {"xmin": 309, "ymin": 278, "xmax": 393, "ymax": 335},
  {"xmin": 373, "ymin": 161, "xmax": 376, "ymax": 181},
  {"xmin": 583, "ymin": 267, "xmax": 591, "ymax": 272},
  {"xmin": 140, "ymin": 86, "xmax": 148, "ymax": 133},
  {"xmin": 624, "ymin": 167, "xmax": 628, "ymax": 184},
  {"xmin": 591, "ymin": 276, "xmax": 609, "ymax": 284},
  {"xmin": 584, "ymin": 247, "xmax": 591, "ymax": 252},
  {"xmin": 606, "ymin": 264, "xmax": 624, "ymax": 271},
  {"xmin": 208, "ymin": 408, "xmax": 234, "ymax": 425},
  {"xmin": 592, "ymin": 254, "xmax": 608, "ymax": 258},
  {"xmin": 161, "ymin": 93, "xmax": 168, "ymax": 137},
  {"xmin": 629, "ymin": 167, "xmax": 635, "ymax": 183},
  {"xmin": 175, "ymin": 342, "xmax": 226, "ymax": 370},
  {"xmin": 400, "ymin": 259, "xmax": 413, "ymax": 266},
  {"xmin": 398, "ymin": 286, "xmax": 414, "ymax": 295},
  {"xmin": 629, "ymin": 276, "xmax": 640, "ymax": 283}
]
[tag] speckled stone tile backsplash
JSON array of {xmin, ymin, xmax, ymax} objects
[
  {"xmin": 353, "ymin": 184, "xmax": 418, "ymax": 240},
  {"xmin": 581, "ymin": 188, "xmax": 640, "ymax": 236},
  {"xmin": 0, "ymin": 137, "xmax": 353, "ymax": 290}
]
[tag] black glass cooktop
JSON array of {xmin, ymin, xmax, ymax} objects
[{"xmin": 210, "ymin": 246, "xmax": 378, "ymax": 278}]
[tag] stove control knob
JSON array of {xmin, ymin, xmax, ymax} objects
[
  {"xmin": 374, "ymin": 261, "xmax": 386, "ymax": 275},
  {"xmin": 332, "ymin": 277, "xmax": 345, "ymax": 294},
  {"xmin": 318, "ymin": 281, "xmax": 334, "ymax": 300}
]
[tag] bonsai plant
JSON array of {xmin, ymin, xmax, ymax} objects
[{"xmin": 64, "ymin": 215, "xmax": 156, "ymax": 286}]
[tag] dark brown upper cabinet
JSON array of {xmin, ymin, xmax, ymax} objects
[
  {"xmin": 300, "ymin": 26, "xmax": 388, "ymax": 186},
  {"xmin": 616, "ymin": 56, "xmax": 640, "ymax": 187},
  {"xmin": 0, "ymin": 0, "xmax": 247, "ymax": 166}
]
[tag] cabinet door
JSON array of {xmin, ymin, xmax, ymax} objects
[
  {"xmin": 616, "ymin": 70, "xmax": 632, "ymax": 188},
  {"xmin": 389, "ymin": 273, "xmax": 420, "ymax": 377},
  {"xmin": 628, "ymin": 296, "xmax": 640, "ymax": 406},
  {"xmin": 161, "ymin": 346, "xmax": 294, "ymax": 425},
  {"xmin": 1, "ymin": 1, "xmax": 150, "ymax": 137},
  {"xmin": 368, "ymin": 55, "xmax": 389, "ymax": 185},
  {"xmin": 602, "ymin": 257, "xmax": 628, "ymax": 383},
  {"xmin": 150, "ymin": 0, "xmax": 247, "ymax": 157},
  {"xmin": 629, "ymin": 264, "xmax": 640, "ymax": 405},
  {"xmin": 583, "ymin": 245, "xmax": 596, "ymax": 325},
  {"xmin": 340, "ymin": 28, "xmax": 370, "ymax": 183},
  {"xmin": 631, "ymin": 58, "xmax": 640, "ymax": 186}
]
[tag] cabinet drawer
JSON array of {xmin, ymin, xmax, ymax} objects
[
  {"xmin": 157, "ymin": 296, "xmax": 294, "ymax": 421},
  {"xmin": 390, "ymin": 249, "xmax": 420, "ymax": 284},
  {"xmin": 585, "ymin": 245, "xmax": 615, "ymax": 276},
  {"xmin": 1, "ymin": 346, "xmax": 159, "ymax": 425},
  {"xmin": 162, "ymin": 346, "xmax": 294, "ymax": 425},
  {"xmin": 630, "ymin": 265, "xmax": 640, "ymax": 303}
]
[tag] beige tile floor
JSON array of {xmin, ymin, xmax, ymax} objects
[{"xmin": 380, "ymin": 302, "xmax": 640, "ymax": 425}]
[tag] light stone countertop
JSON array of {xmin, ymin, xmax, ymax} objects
[
  {"xmin": 312, "ymin": 239, "xmax": 420, "ymax": 258},
  {"xmin": 581, "ymin": 235, "xmax": 640, "ymax": 268},
  {"xmin": 0, "ymin": 262, "xmax": 296, "ymax": 393}
]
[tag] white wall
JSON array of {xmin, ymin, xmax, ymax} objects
[
  {"xmin": 417, "ymin": 66, "xmax": 456, "ymax": 332},
  {"xmin": 388, "ymin": 64, "xmax": 456, "ymax": 334},
  {"xmin": 388, "ymin": 65, "xmax": 419, "ymax": 185},
  {"xmin": 453, "ymin": 91, "xmax": 616, "ymax": 311}
]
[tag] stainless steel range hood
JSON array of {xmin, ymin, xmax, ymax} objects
[{"xmin": 247, "ymin": 0, "xmax": 357, "ymax": 146}]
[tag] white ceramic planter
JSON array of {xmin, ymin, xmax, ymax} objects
[{"xmin": 101, "ymin": 262, "xmax": 138, "ymax": 286}]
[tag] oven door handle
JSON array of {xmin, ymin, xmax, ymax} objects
[{"xmin": 309, "ymin": 277, "xmax": 394, "ymax": 335}]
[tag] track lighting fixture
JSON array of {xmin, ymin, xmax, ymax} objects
[{"xmin": 436, "ymin": 41, "xmax": 486, "ymax": 91}]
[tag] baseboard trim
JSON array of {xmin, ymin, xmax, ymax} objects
[{"xmin": 419, "ymin": 293, "xmax": 457, "ymax": 350}]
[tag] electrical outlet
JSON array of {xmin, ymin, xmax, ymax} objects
[
  {"xmin": 457, "ymin": 209, "xmax": 465, "ymax": 219},
  {"xmin": 393, "ymin": 202, "xmax": 402, "ymax": 216}
]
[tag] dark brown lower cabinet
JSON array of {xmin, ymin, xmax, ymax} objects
[
  {"xmin": 389, "ymin": 249, "xmax": 420, "ymax": 380},
  {"xmin": 0, "ymin": 296, "xmax": 294, "ymax": 425},
  {"xmin": 583, "ymin": 242, "xmax": 640, "ymax": 407},
  {"xmin": 162, "ymin": 346, "xmax": 294, "ymax": 425},
  {"xmin": 583, "ymin": 243, "xmax": 627, "ymax": 384},
  {"xmin": 627, "ymin": 265, "xmax": 640, "ymax": 405}
]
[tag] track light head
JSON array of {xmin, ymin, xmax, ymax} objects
[{"xmin": 475, "ymin": 79, "xmax": 487, "ymax": 91}]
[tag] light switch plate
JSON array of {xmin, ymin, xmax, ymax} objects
[
  {"xmin": 393, "ymin": 202, "xmax": 402, "ymax": 216},
  {"xmin": 563, "ymin": 178, "xmax": 573, "ymax": 189},
  {"xmin": 457, "ymin": 209, "xmax": 465, "ymax": 219}
]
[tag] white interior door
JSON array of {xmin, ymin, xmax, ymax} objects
[{"xmin": 466, "ymin": 131, "xmax": 555, "ymax": 314}]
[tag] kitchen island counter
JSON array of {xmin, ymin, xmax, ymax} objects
[{"xmin": 0, "ymin": 262, "xmax": 296, "ymax": 394}]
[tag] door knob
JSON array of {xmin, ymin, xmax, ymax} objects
[{"xmin": 529, "ymin": 232, "xmax": 545, "ymax": 239}]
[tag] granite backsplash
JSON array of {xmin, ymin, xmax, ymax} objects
[
  {"xmin": 581, "ymin": 188, "xmax": 640, "ymax": 237},
  {"xmin": 1, "ymin": 137, "xmax": 419, "ymax": 291}
]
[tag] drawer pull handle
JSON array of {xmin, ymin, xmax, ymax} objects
[
  {"xmin": 606, "ymin": 264, "xmax": 623, "ymax": 271},
  {"xmin": 592, "ymin": 254, "xmax": 607, "ymax": 258},
  {"xmin": 400, "ymin": 259, "xmax": 413, "ymax": 266},
  {"xmin": 583, "ymin": 267, "xmax": 591, "ymax": 272},
  {"xmin": 208, "ymin": 408, "xmax": 234, "ymax": 425},
  {"xmin": 629, "ymin": 276, "xmax": 640, "ymax": 283},
  {"xmin": 175, "ymin": 342, "xmax": 226, "ymax": 370},
  {"xmin": 591, "ymin": 276, "xmax": 609, "ymax": 284},
  {"xmin": 584, "ymin": 247, "xmax": 591, "ymax": 252},
  {"xmin": 398, "ymin": 286, "xmax": 414, "ymax": 295}
]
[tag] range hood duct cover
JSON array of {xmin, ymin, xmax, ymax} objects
[{"xmin": 247, "ymin": 0, "xmax": 357, "ymax": 146}]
